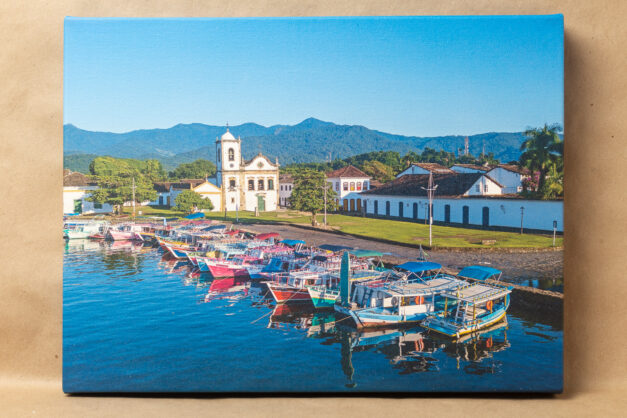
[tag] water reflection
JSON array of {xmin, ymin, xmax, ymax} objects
[{"xmin": 65, "ymin": 243, "xmax": 563, "ymax": 392}]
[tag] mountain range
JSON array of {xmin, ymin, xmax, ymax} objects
[{"xmin": 64, "ymin": 118, "xmax": 530, "ymax": 172}]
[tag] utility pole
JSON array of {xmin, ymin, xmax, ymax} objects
[
  {"xmin": 319, "ymin": 183, "xmax": 330, "ymax": 227},
  {"xmin": 421, "ymin": 172, "xmax": 438, "ymax": 246},
  {"xmin": 132, "ymin": 176, "xmax": 136, "ymax": 218}
]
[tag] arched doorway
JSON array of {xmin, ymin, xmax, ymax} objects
[
  {"xmin": 343, "ymin": 199, "xmax": 349, "ymax": 211},
  {"xmin": 385, "ymin": 201, "xmax": 390, "ymax": 216},
  {"xmin": 356, "ymin": 199, "xmax": 362, "ymax": 212},
  {"xmin": 413, "ymin": 203, "xmax": 418, "ymax": 219},
  {"xmin": 398, "ymin": 202, "xmax": 404, "ymax": 218},
  {"xmin": 349, "ymin": 199, "xmax": 355, "ymax": 212},
  {"xmin": 374, "ymin": 200, "xmax": 379, "ymax": 215},
  {"xmin": 444, "ymin": 204, "xmax": 451, "ymax": 223}
]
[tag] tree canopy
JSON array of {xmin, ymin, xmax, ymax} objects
[
  {"xmin": 289, "ymin": 170, "xmax": 338, "ymax": 225},
  {"xmin": 519, "ymin": 123, "xmax": 563, "ymax": 199},
  {"xmin": 87, "ymin": 156, "xmax": 160, "ymax": 213},
  {"xmin": 169, "ymin": 159, "xmax": 216, "ymax": 180},
  {"xmin": 174, "ymin": 190, "xmax": 214, "ymax": 213}
]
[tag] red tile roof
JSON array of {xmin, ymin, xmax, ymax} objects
[
  {"xmin": 451, "ymin": 163, "xmax": 490, "ymax": 172},
  {"xmin": 63, "ymin": 171, "xmax": 97, "ymax": 187},
  {"xmin": 407, "ymin": 163, "xmax": 454, "ymax": 174},
  {"xmin": 362, "ymin": 173, "xmax": 482, "ymax": 197},
  {"xmin": 326, "ymin": 165, "xmax": 370, "ymax": 179},
  {"xmin": 491, "ymin": 164, "xmax": 529, "ymax": 175}
]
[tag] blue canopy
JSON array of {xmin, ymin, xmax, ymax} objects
[
  {"xmin": 184, "ymin": 212, "xmax": 205, "ymax": 219},
  {"xmin": 457, "ymin": 265, "xmax": 502, "ymax": 281},
  {"xmin": 395, "ymin": 261, "xmax": 442, "ymax": 273},
  {"xmin": 319, "ymin": 244, "xmax": 353, "ymax": 252},
  {"xmin": 279, "ymin": 239, "xmax": 306, "ymax": 246}
]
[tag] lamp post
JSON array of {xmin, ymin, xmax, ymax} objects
[{"xmin": 421, "ymin": 172, "xmax": 438, "ymax": 246}]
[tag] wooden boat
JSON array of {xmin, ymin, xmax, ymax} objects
[
  {"xmin": 106, "ymin": 224, "xmax": 145, "ymax": 241},
  {"xmin": 421, "ymin": 281, "xmax": 512, "ymax": 338},
  {"xmin": 264, "ymin": 271, "xmax": 338, "ymax": 304},
  {"xmin": 334, "ymin": 260, "xmax": 466, "ymax": 328},
  {"xmin": 307, "ymin": 269, "xmax": 390, "ymax": 309},
  {"xmin": 64, "ymin": 221, "xmax": 108, "ymax": 239}
]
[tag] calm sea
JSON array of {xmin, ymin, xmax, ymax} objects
[{"xmin": 63, "ymin": 240, "xmax": 563, "ymax": 393}]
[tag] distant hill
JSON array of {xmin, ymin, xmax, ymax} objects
[{"xmin": 64, "ymin": 118, "xmax": 530, "ymax": 171}]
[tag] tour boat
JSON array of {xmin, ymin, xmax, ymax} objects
[
  {"xmin": 334, "ymin": 259, "xmax": 466, "ymax": 328},
  {"xmin": 307, "ymin": 269, "xmax": 391, "ymax": 309},
  {"xmin": 63, "ymin": 221, "xmax": 108, "ymax": 239},
  {"xmin": 264, "ymin": 271, "xmax": 338, "ymax": 304},
  {"xmin": 106, "ymin": 224, "xmax": 145, "ymax": 241},
  {"xmin": 421, "ymin": 281, "xmax": 512, "ymax": 338}
]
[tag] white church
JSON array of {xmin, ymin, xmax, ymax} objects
[{"xmin": 213, "ymin": 128, "xmax": 280, "ymax": 212}]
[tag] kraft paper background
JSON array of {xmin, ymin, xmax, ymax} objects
[{"xmin": 1, "ymin": 0, "xmax": 626, "ymax": 416}]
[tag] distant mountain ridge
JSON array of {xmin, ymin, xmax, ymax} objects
[{"xmin": 64, "ymin": 118, "xmax": 530, "ymax": 171}]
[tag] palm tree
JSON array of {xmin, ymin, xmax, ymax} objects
[{"xmin": 519, "ymin": 123, "xmax": 563, "ymax": 194}]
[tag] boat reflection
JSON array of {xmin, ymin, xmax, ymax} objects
[{"xmin": 267, "ymin": 304, "xmax": 337, "ymax": 337}]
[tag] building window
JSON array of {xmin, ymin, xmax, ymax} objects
[
  {"xmin": 374, "ymin": 200, "xmax": 379, "ymax": 215},
  {"xmin": 258, "ymin": 179, "xmax": 265, "ymax": 190},
  {"xmin": 231, "ymin": 198, "xmax": 235, "ymax": 204},
  {"xmin": 343, "ymin": 182, "xmax": 348, "ymax": 191},
  {"xmin": 484, "ymin": 184, "xmax": 488, "ymax": 193},
  {"xmin": 476, "ymin": 184, "xmax": 480, "ymax": 192},
  {"xmin": 229, "ymin": 179, "xmax": 236, "ymax": 190},
  {"xmin": 335, "ymin": 182, "xmax": 339, "ymax": 191},
  {"xmin": 248, "ymin": 180, "xmax": 255, "ymax": 191},
  {"xmin": 94, "ymin": 202, "xmax": 103, "ymax": 209},
  {"xmin": 363, "ymin": 181, "xmax": 368, "ymax": 190},
  {"xmin": 228, "ymin": 148, "xmax": 235, "ymax": 161},
  {"xmin": 159, "ymin": 196, "xmax": 163, "ymax": 205},
  {"xmin": 280, "ymin": 185, "xmax": 283, "ymax": 191},
  {"xmin": 268, "ymin": 179, "xmax": 274, "ymax": 190},
  {"xmin": 289, "ymin": 185, "xmax": 292, "ymax": 191},
  {"xmin": 350, "ymin": 182, "xmax": 355, "ymax": 191},
  {"xmin": 357, "ymin": 182, "xmax": 362, "ymax": 191}
]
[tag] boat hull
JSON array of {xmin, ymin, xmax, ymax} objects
[
  {"xmin": 334, "ymin": 304, "xmax": 429, "ymax": 329},
  {"xmin": 422, "ymin": 309, "xmax": 508, "ymax": 338},
  {"xmin": 207, "ymin": 264, "xmax": 251, "ymax": 280},
  {"xmin": 267, "ymin": 285, "xmax": 311, "ymax": 304}
]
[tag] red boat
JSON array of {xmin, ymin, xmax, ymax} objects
[
  {"xmin": 207, "ymin": 263, "xmax": 251, "ymax": 280},
  {"xmin": 264, "ymin": 271, "xmax": 339, "ymax": 304}
]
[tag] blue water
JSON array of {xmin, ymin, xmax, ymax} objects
[{"xmin": 63, "ymin": 240, "xmax": 563, "ymax": 393}]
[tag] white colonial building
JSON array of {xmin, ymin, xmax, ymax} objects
[
  {"xmin": 215, "ymin": 128, "xmax": 279, "ymax": 212},
  {"xmin": 279, "ymin": 174, "xmax": 294, "ymax": 207},
  {"xmin": 343, "ymin": 173, "xmax": 562, "ymax": 232},
  {"xmin": 486, "ymin": 164, "xmax": 529, "ymax": 194},
  {"xmin": 325, "ymin": 165, "xmax": 371, "ymax": 211},
  {"xmin": 63, "ymin": 170, "xmax": 113, "ymax": 215}
]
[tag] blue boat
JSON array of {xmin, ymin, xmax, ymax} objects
[{"xmin": 421, "ymin": 277, "xmax": 513, "ymax": 338}]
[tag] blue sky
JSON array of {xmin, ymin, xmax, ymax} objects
[{"xmin": 64, "ymin": 16, "xmax": 563, "ymax": 137}]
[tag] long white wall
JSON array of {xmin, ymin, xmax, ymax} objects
[
  {"xmin": 63, "ymin": 187, "xmax": 113, "ymax": 214},
  {"xmin": 347, "ymin": 193, "xmax": 563, "ymax": 232}
]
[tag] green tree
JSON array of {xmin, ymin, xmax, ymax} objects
[
  {"xmin": 519, "ymin": 123, "xmax": 563, "ymax": 196},
  {"xmin": 88, "ymin": 156, "xmax": 158, "ymax": 214},
  {"xmin": 169, "ymin": 159, "xmax": 216, "ymax": 180},
  {"xmin": 362, "ymin": 160, "xmax": 395, "ymax": 183},
  {"xmin": 289, "ymin": 170, "xmax": 338, "ymax": 225},
  {"xmin": 174, "ymin": 190, "xmax": 214, "ymax": 213}
]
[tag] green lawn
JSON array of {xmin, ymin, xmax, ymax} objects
[{"xmin": 115, "ymin": 207, "xmax": 562, "ymax": 249}]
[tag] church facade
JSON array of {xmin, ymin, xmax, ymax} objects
[{"xmin": 214, "ymin": 128, "xmax": 279, "ymax": 212}]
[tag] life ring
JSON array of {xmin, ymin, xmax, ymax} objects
[
  {"xmin": 486, "ymin": 300, "xmax": 493, "ymax": 311},
  {"xmin": 486, "ymin": 337, "xmax": 493, "ymax": 348},
  {"xmin": 391, "ymin": 296, "xmax": 399, "ymax": 306},
  {"xmin": 414, "ymin": 296, "xmax": 424, "ymax": 305}
]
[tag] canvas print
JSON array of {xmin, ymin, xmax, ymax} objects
[{"xmin": 63, "ymin": 16, "xmax": 564, "ymax": 393}]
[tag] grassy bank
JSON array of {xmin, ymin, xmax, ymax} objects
[{"xmin": 114, "ymin": 207, "xmax": 562, "ymax": 249}]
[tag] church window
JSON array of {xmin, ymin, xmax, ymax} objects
[
  {"xmin": 343, "ymin": 182, "xmax": 348, "ymax": 191},
  {"xmin": 228, "ymin": 148, "xmax": 235, "ymax": 161},
  {"xmin": 258, "ymin": 179, "xmax": 265, "ymax": 190},
  {"xmin": 229, "ymin": 179, "xmax": 236, "ymax": 190},
  {"xmin": 350, "ymin": 182, "xmax": 355, "ymax": 191},
  {"xmin": 356, "ymin": 182, "xmax": 362, "ymax": 191},
  {"xmin": 268, "ymin": 179, "xmax": 274, "ymax": 190},
  {"xmin": 248, "ymin": 180, "xmax": 255, "ymax": 191}
]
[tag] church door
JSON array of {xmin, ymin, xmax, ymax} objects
[{"xmin": 257, "ymin": 195, "xmax": 266, "ymax": 212}]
